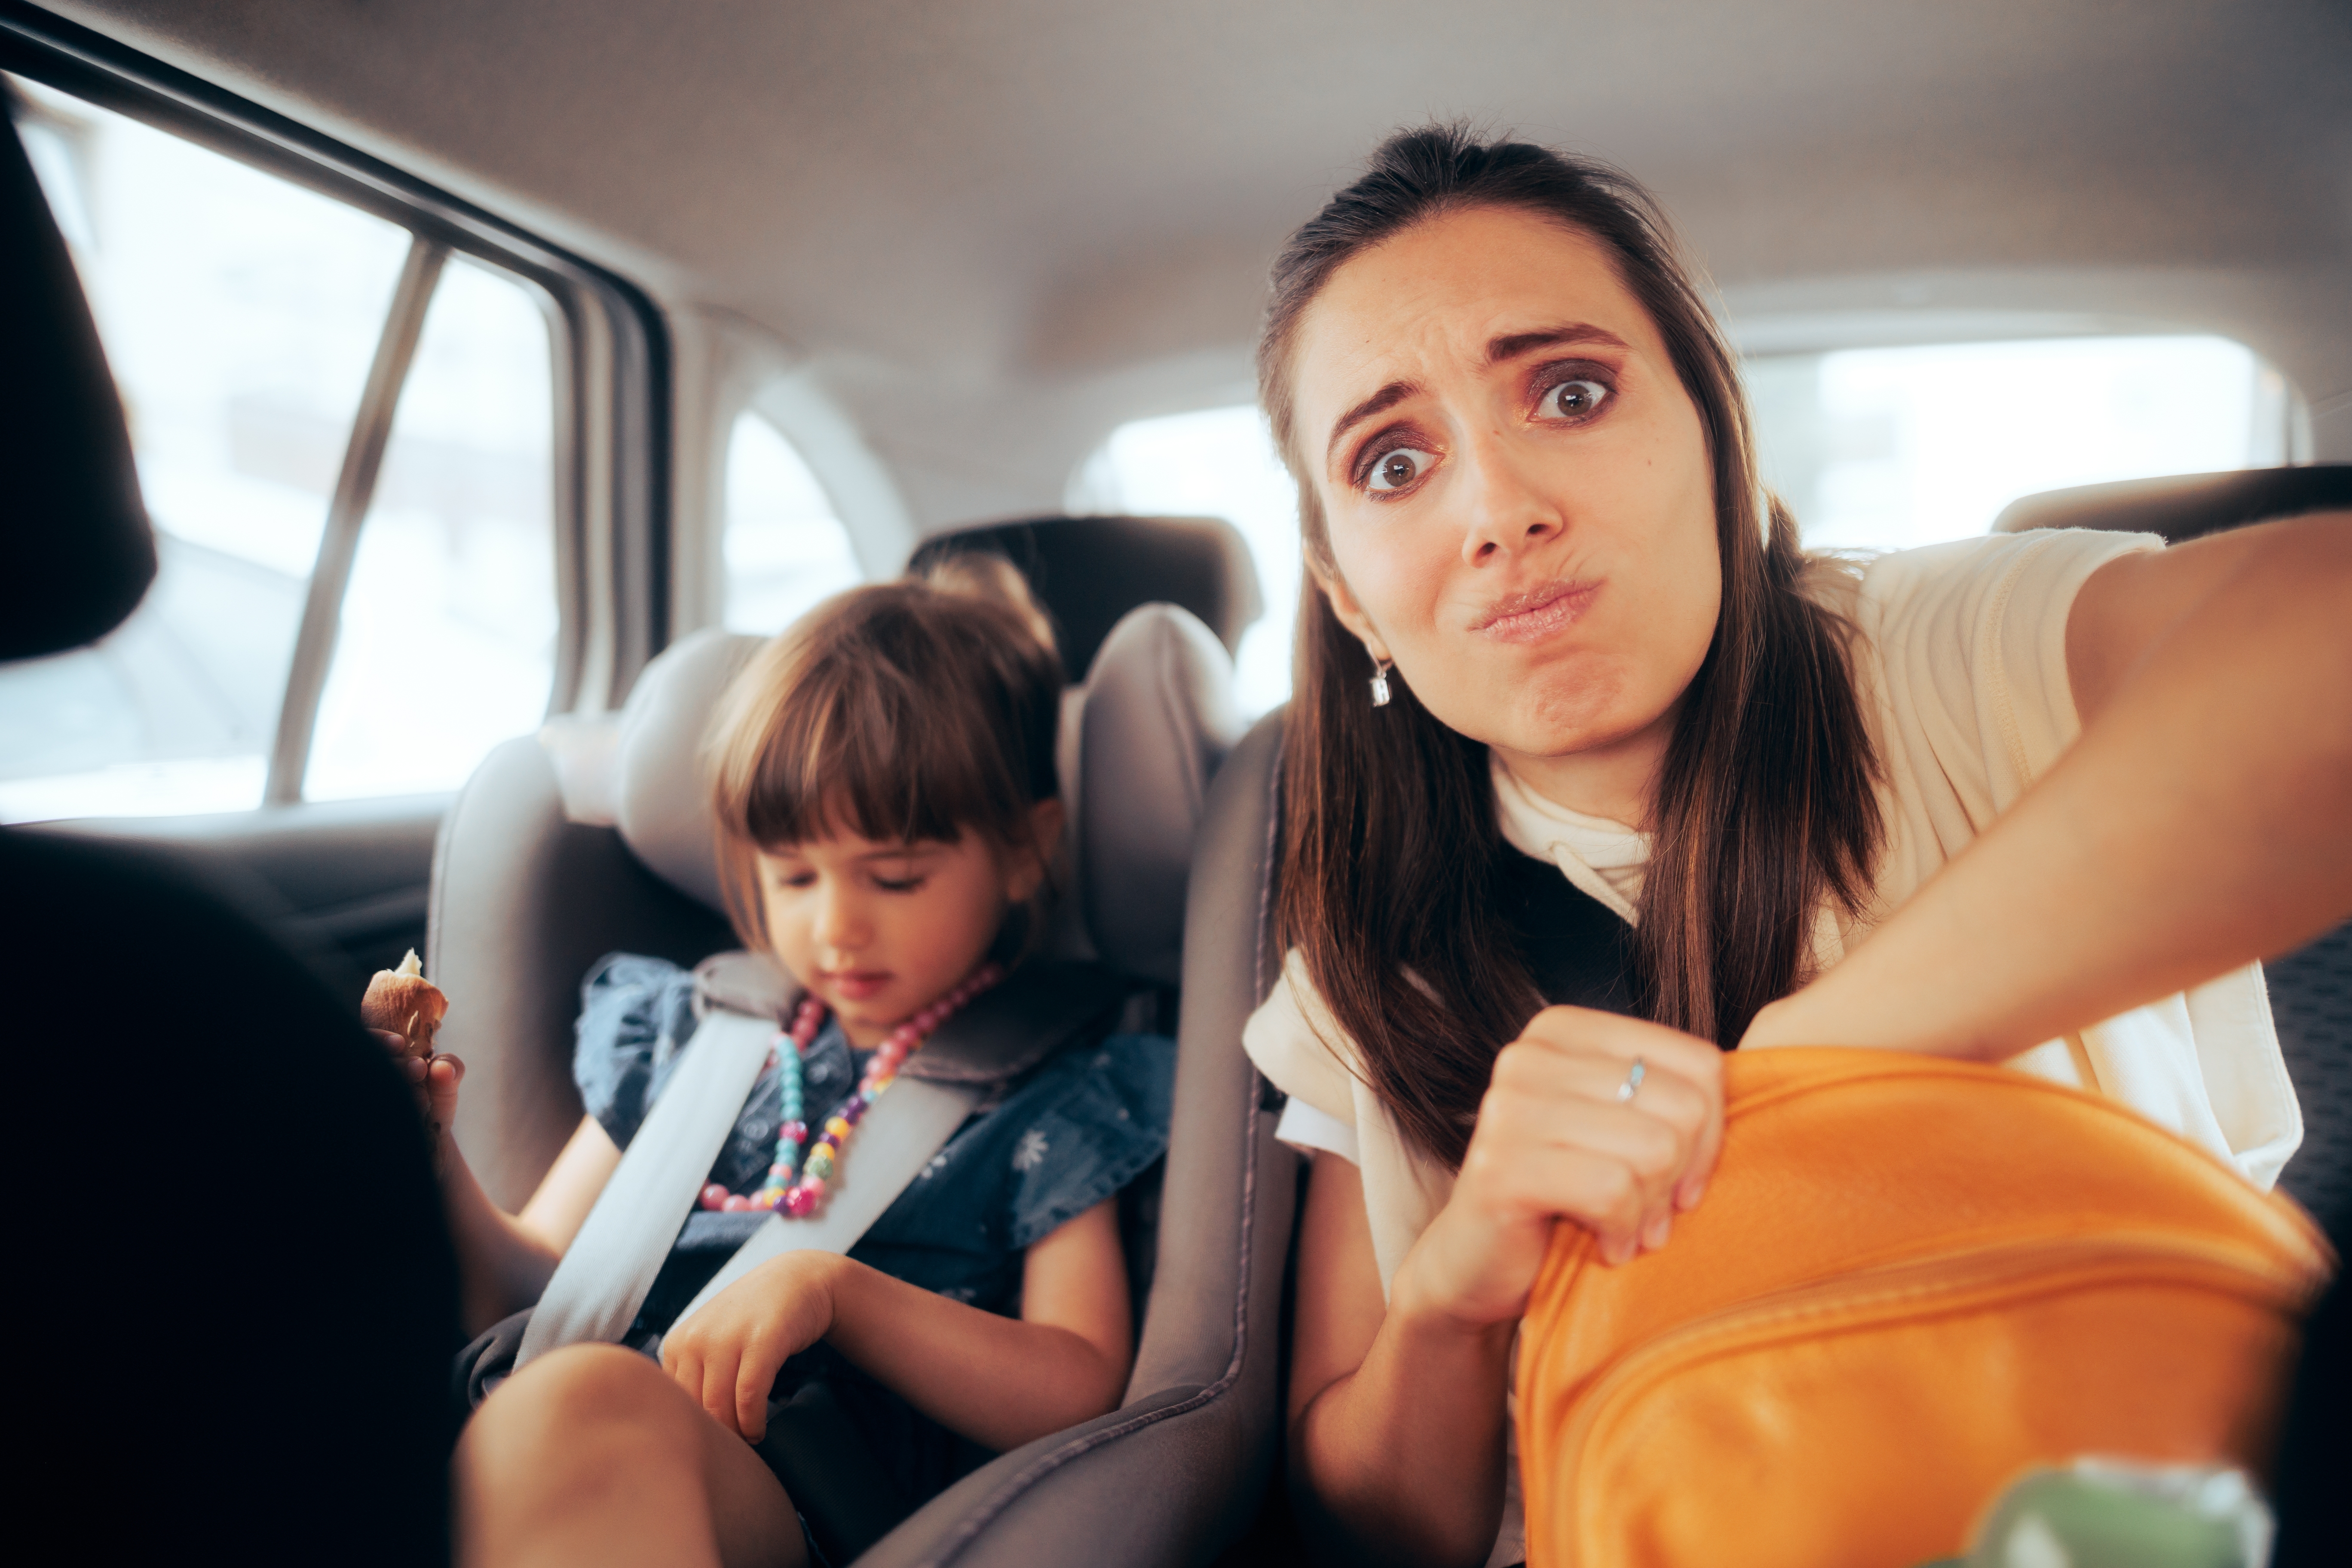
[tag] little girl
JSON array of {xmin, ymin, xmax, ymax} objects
[{"xmin": 392, "ymin": 571, "xmax": 1175, "ymax": 1568}]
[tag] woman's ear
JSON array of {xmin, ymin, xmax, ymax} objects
[
  {"xmin": 1315, "ymin": 566, "xmax": 1392, "ymax": 665},
  {"xmin": 1004, "ymin": 798, "xmax": 1066, "ymax": 903}
]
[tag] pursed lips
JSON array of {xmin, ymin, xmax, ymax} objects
[{"xmin": 1470, "ymin": 580, "xmax": 1599, "ymax": 644}]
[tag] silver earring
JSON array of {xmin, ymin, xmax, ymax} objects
[{"xmin": 1369, "ymin": 655, "xmax": 1393, "ymax": 708}]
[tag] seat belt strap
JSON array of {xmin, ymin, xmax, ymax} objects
[
  {"xmin": 663, "ymin": 1075, "xmax": 981, "ymax": 1338},
  {"xmin": 516, "ymin": 1009, "xmax": 778, "ymax": 1368},
  {"xmin": 515, "ymin": 1009, "xmax": 984, "ymax": 1369}
]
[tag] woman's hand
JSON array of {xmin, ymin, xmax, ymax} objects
[
  {"xmin": 1396, "ymin": 1007, "xmax": 1724, "ymax": 1331},
  {"xmin": 661, "ymin": 1252, "xmax": 841, "ymax": 1442}
]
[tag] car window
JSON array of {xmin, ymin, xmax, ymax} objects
[
  {"xmin": 1067, "ymin": 405, "xmax": 1300, "ymax": 718},
  {"xmin": 1747, "ymin": 335, "xmax": 2287, "ymax": 553},
  {"xmin": 722, "ymin": 410, "xmax": 862, "ymax": 635},
  {"xmin": 305, "ymin": 257, "xmax": 557, "ymax": 802},
  {"xmin": 0, "ymin": 76, "xmax": 561, "ymax": 822}
]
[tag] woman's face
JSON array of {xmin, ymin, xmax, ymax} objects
[{"xmin": 1289, "ymin": 205, "xmax": 1722, "ymax": 809}]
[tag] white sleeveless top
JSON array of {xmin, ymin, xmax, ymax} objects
[{"xmin": 1245, "ymin": 528, "xmax": 2304, "ymax": 1568}]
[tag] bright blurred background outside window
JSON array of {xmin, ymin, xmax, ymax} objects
[
  {"xmin": 1069, "ymin": 405, "xmax": 1300, "ymax": 717},
  {"xmin": 723, "ymin": 411, "xmax": 863, "ymax": 634},
  {"xmin": 1746, "ymin": 336, "xmax": 2288, "ymax": 553},
  {"xmin": 305, "ymin": 258, "xmax": 557, "ymax": 802},
  {"xmin": 1075, "ymin": 334, "xmax": 2285, "ymax": 716},
  {"xmin": 0, "ymin": 78, "xmax": 559, "ymax": 823}
]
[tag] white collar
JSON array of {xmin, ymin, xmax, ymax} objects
[{"xmin": 1489, "ymin": 752, "xmax": 1649, "ymax": 925}]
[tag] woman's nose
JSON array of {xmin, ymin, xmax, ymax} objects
[{"xmin": 1457, "ymin": 434, "xmax": 1566, "ymax": 566}]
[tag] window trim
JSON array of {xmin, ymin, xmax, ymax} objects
[{"xmin": 0, "ymin": 5, "xmax": 674, "ymax": 784}]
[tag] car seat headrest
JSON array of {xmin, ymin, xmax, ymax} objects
[
  {"xmin": 1992, "ymin": 464, "xmax": 2352, "ymax": 545},
  {"xmin": 908, "ymin": 515, "xmax": 1263, "ymax": 680},
  {"xmin": 540, "ymin": 603, "xmax": 1241, "ymax": 984},
  {"xmin": 0, "ymin": 119, "xmax": 156, "ymax": 662}
]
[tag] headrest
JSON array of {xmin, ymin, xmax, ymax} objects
[
  {"xmin": 0, "ymin": 118, "xmax": 155, "ymax": 661},
  {"xmin": 539, "ymin": 603, "xmax": 1241, "ymax": 984},
  {"xmin": 908, "ymin": 515, "xmax": 1264, "ymax": 678},
  {"xmin": 1992, "ymin": 464, "xmax": 2352, "ymax": 545}
]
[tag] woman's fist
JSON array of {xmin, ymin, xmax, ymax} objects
[{"xmin": 1396, "ymin": 1008, "xmax": 1724, "ymax": 1332}]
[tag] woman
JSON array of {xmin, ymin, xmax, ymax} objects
[{"xmin": 1242, "ymin": 125, "xmax": 2352, "ymax": 1568}]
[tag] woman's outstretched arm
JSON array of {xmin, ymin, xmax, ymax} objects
[
  {"xmin": 1286, "ymin": 1012, "xmax": 1724, "ymax": 1568},
  {"xmin": 1745, "ymin": 511, "xmax": 2352, "ymax": 1060}
]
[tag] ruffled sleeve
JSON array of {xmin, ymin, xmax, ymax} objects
[
  {"xmin": 998, "ymin": 1032, "xmax": 1177, "ymax": 1248},
  {"xmin": 572, "ymin": 952, "xmax": 700, "ymax": 1149}
]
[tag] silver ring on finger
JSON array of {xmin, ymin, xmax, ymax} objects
[{"xmin": 1615, "ymin": 1057, "xmax": 1647, "ymax": 1104}]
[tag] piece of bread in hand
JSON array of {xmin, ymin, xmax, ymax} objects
[{"xmin": 362, "ymin": 949, "xmax": 448, "ymax": 1055}]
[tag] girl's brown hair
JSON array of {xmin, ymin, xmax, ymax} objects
[
  {"xmin": 706, "ymin": 570, "xmax": 1064, "ymax": 953},
  {"xmin": 1262, "ymin": 125, "xmax": 1882, "ymax": 1169}
]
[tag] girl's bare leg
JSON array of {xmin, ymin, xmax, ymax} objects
[{"xmin": 457, "ymin": 1344, "xmax": 806, "ymax": 1568}]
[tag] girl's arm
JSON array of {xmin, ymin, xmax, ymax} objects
[
  {"xmin": 662, "ymin": 1195, "xmax": 1136, "ymax": 1452},
  {"xmin": 1744, "ymin": 511, "xmax": 2352, "ymax": 1060},
  {"xmin": 439, "ymin": 1108, "xmax": 621, "ymax": 1334},
  {"xmin": 390, "ymin": 1042, "xmax": 622, "ymax": 1332}
]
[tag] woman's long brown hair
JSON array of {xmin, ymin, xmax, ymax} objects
[{"xmin": 1262, "ymin": 126, "xmax": 1883, "ymax": 1169}]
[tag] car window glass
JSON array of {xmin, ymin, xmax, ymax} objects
[
  {"xmin": 0, "ymin": 77, "xmax": 410, "ymax": 823},
  {"xmin": 304, "ymin": 257, "xmax": 558, "ymax": 801},
  {"xmin": 1748, "ymin": 335, "xmax": 2282, "ymax": 553},
  {"xmin": 723, "ymin": 411, "xmax": 861, "ymax": 634},
  {"xmin": 1067, "ymin": 405, "xmax": 1300, "ymax": 717}
]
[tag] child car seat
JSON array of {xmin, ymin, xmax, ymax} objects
[{"xmin": 424, "ymin": 551, "xmax": 1288, "ymax": 1564}]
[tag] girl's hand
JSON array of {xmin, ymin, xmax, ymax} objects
[
  {"xmin": 660, "ymin": 1252, "xmax": 841, "ymax": 1442},
  {"xmin": 371, "ymin": 1029, "xmax": 464, "ymax": 1151},
  {"xmin": 1395, "ymin": 1007, "xmax": 1724, "ymax": 1332}
]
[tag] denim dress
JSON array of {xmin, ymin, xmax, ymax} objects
[{"xmin": 572, "ymin": 953, "xmax": 1176, "ymax": 1540}]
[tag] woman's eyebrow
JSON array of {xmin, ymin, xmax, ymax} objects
[
  {"xmin": 1486, "ymin": 323, "xmax": 1630, "ymax": 364},
  {"xmin": 1325, "ymin": 381, "xmax": 1418, "ymax": 466}
]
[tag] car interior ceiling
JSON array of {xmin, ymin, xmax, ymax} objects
[{"xmin": 5, "ymin": 2, "xmax": 2352, "ymax": 1564}]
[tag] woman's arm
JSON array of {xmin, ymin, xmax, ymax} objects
[
  {"xmin": 1289, "ymin": 1155, "xmax": 1512, "ymax": 1568},
  {"xmin": 1286, "ymin": 1011, "xmax": 1724, "ymax": 1568},
  {"xmin": 662, "ymin": 1195, "xmax": 1136, "ymax": 1452},
  {"xmin": 1745, "ymin": 511, "xmax": 2352, "ymax": 1060}
]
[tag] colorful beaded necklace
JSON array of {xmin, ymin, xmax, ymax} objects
[{"xmin": 698, "ymin": 962, "xmax": 1003, "ymax": 1218}]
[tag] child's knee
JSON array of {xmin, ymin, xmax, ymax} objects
[{"xmin": 470, "ymin": 1344, "xmax": 689, "ymax": 1449}]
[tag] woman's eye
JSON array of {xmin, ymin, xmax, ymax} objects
[
  {"xmin": 1365, "ymin": 447, "xmax": 1436, "ymax": 492},
  {"xmin": 1540, "ymin": 378, "xmax": 1611, "ymax": 420}
]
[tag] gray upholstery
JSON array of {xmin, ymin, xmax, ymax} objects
[
  {"xmin": 1078, "ymin": 606, "xmax": 1242, "ymax": 986},
  {"xmin": 429, "ymin": 738, "xmax": 734, "ymax": 1209},
  {"xmin": 1992, "ymin": 463, "xmax": 2352, "ymax": 544},
  {"xmin": 864, "ymin": 714, "xmax": 1295, "ymax": 1568},
  {"xmin": 429, "ymin": 599, "xmax": 1238, "ymax": 1207}
]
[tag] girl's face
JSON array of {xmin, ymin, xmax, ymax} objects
[
  {"xmin": 757, "ymin": 805, "xmax": 1058, "ymax": 1047},
  {"xmin": 1289, "ymin": 205, "xmax": 1723, "ymax": 814}
]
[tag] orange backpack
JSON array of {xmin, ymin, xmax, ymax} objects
[{"xmin": 1515, "ymin": 1048, "xmax": 2332, "ymax": 1568}]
